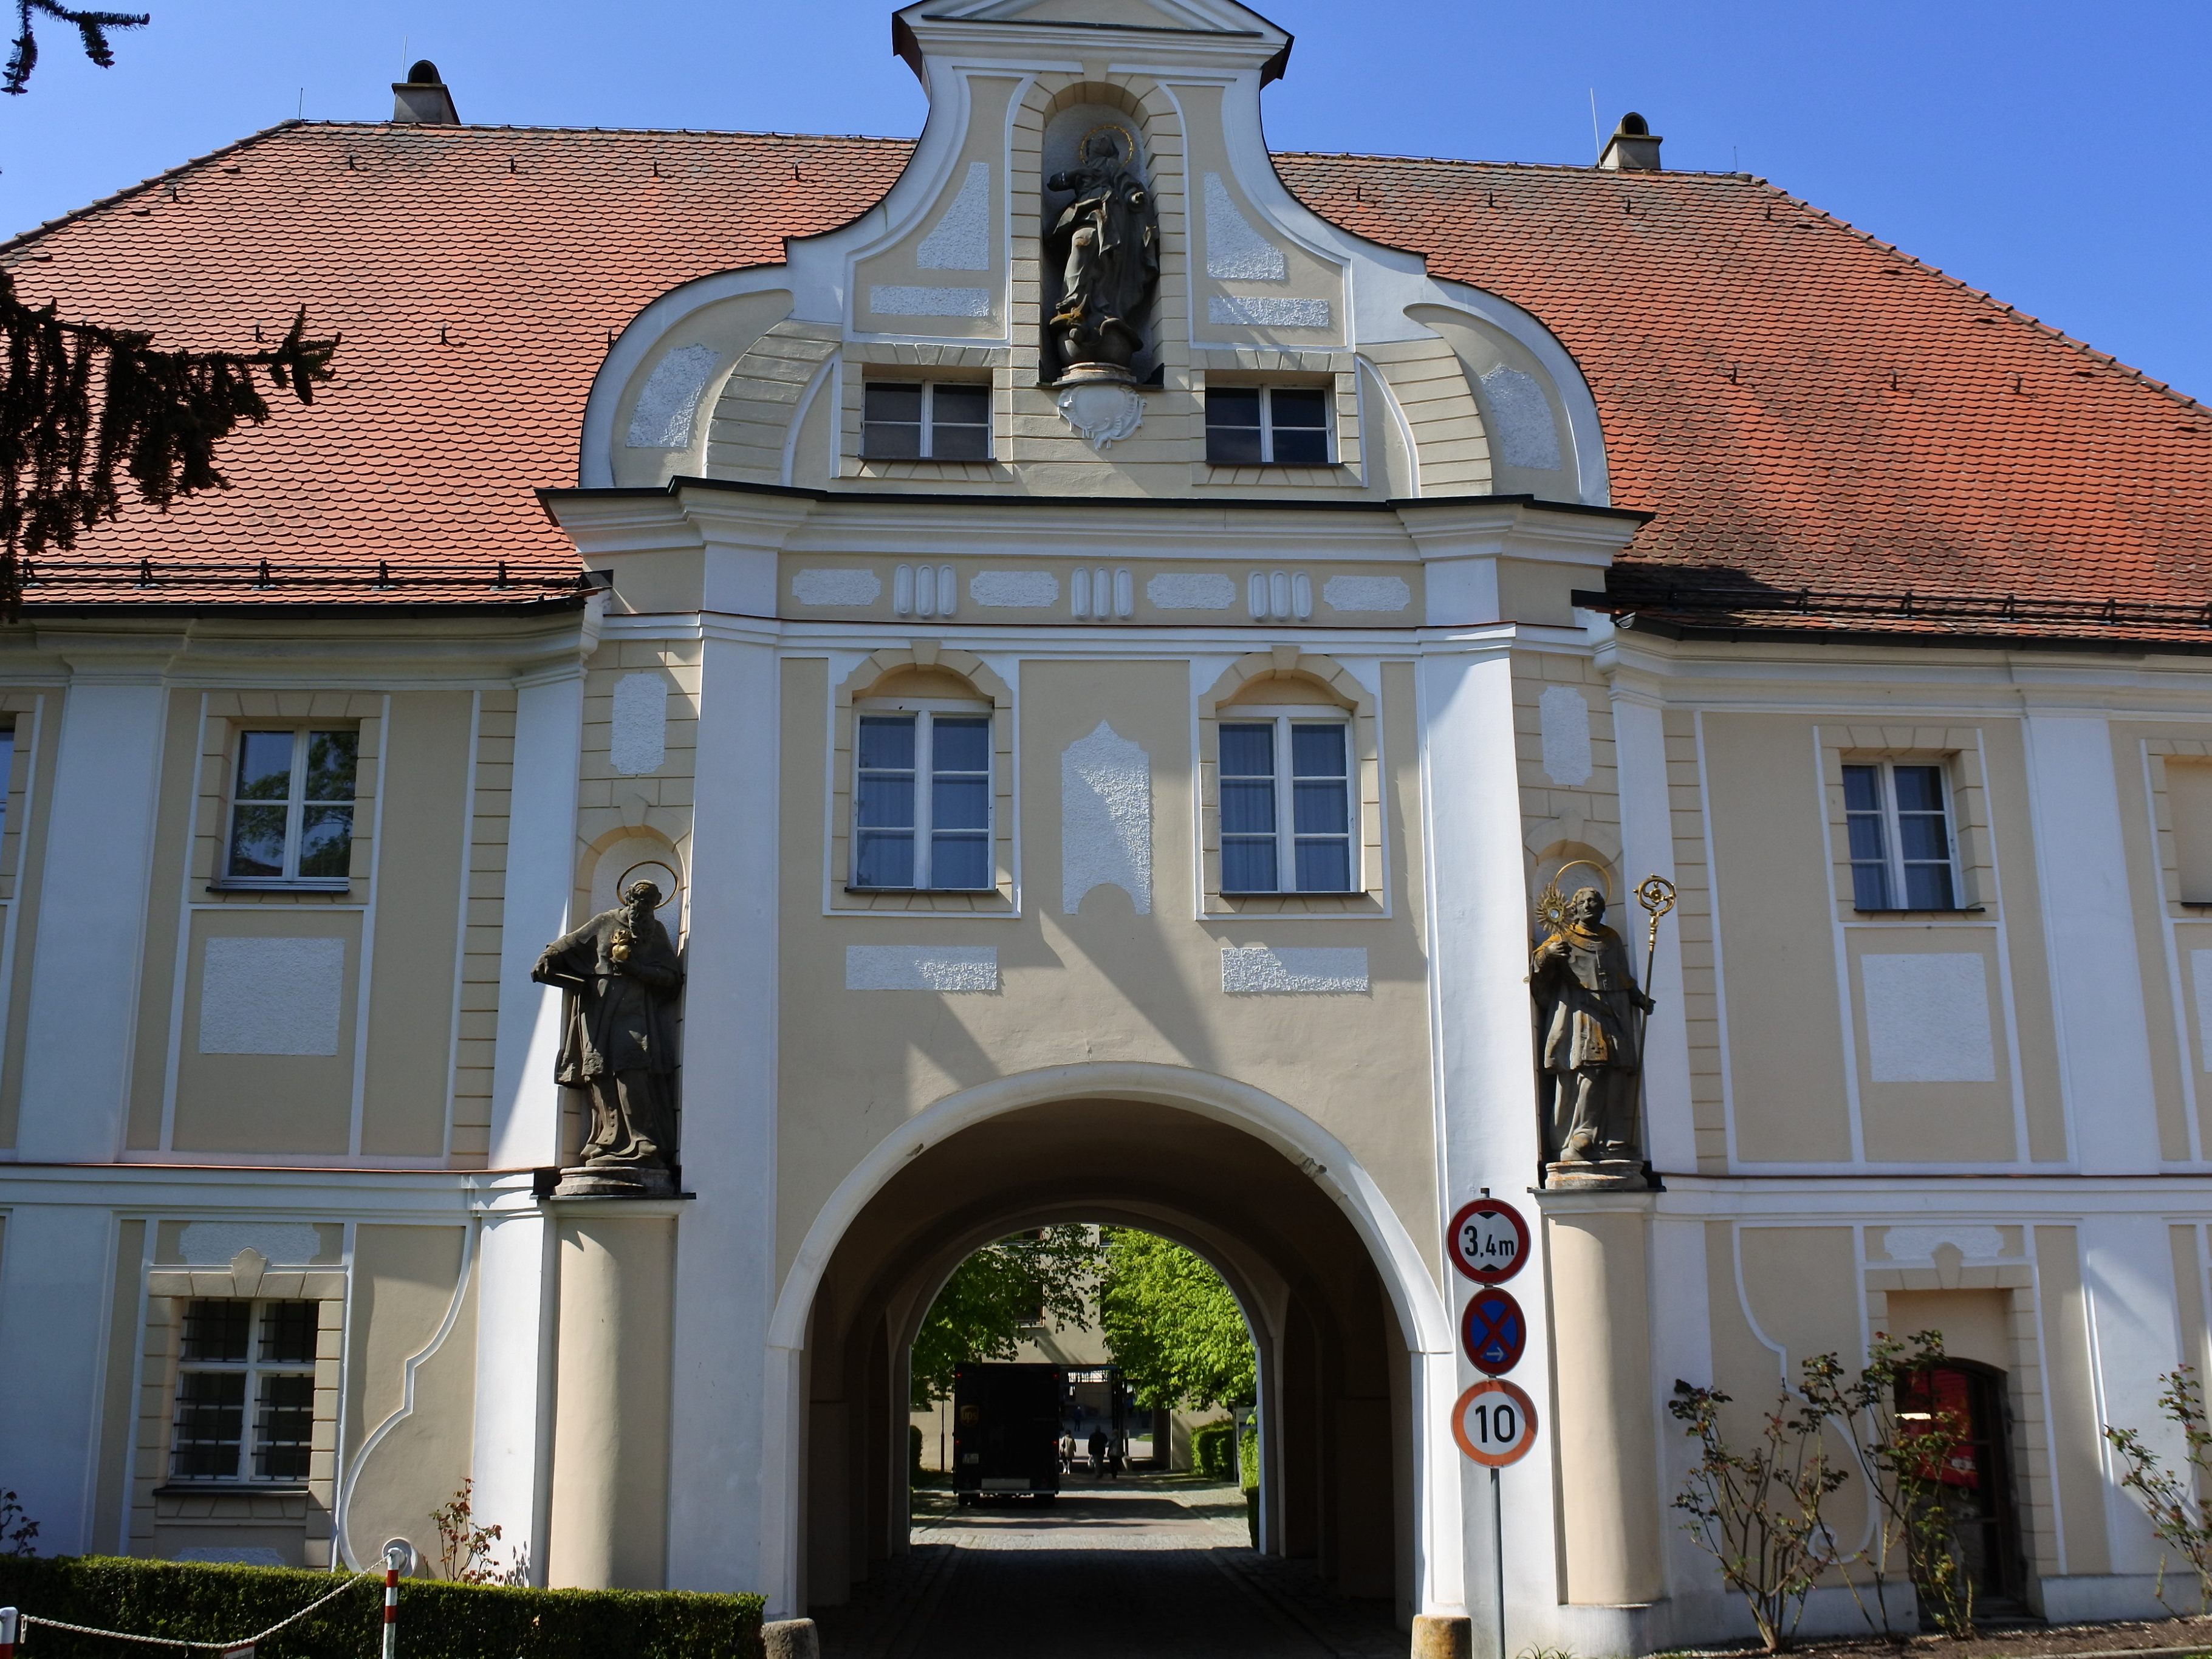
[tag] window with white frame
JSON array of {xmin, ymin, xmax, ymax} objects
[
  {"xmin": 853, "ymin": 704, "xmax": 993, "ymax": 891},
  {"xmin": 224, "ymin": 728, "xmax": 357, "ymax": 885},
  {"xmin": 1205, "ymin": 385, "xmax": 1331, "ymax": 466},
  {"xmin": 1843, "ymin": 761, "xmax": 1959, "ymax": 909},
  {"xmin": 1219, "ymin": 710, "xmax": 1355, "ymax": 893},
  {"xmin": 862, "ymin": 381, "xmax": 992, "ymax": 461},
  {"xmin": 169, "ymin": 1299, "xmax": 317, "ymax": 1482}
]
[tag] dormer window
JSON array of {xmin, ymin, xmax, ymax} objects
[
  {"xmin": 1205, "ymin": 385, "xmax": 1330, "ymax": 466},
  {"xmin": 863, "ymin": 381, "xmax": 991, "ymax": 461}
]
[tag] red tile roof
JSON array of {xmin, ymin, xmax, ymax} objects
[
  {"xmin": 1275, "ymin": 153, "xmax": 2212, "ymax": 648},
  {"xmin": 7, "ymin": 120, "xmax": 2208, "ymax": 645},
  {"xmin": 1, "ymin": 121, "xmax": 913, "ymax": 607}
]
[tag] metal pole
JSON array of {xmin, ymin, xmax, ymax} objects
[
  {"xmin": 1490, "ymin": 1466, "xmax": 1506, "ymax": 1659},
  {"xmin": 2, "ymin": 1604, "xmax": 19, "ymax": 1659},
  {"xmin": 380, "ymin": 1541, "xmax": 409, "ymax": 1659}
]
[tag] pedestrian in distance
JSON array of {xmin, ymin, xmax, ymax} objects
[{"xmin": 1087, "ymin": 1425, "xmax": 1108, "ymax": 1477}]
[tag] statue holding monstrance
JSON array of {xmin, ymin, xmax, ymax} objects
[
  {"xmin": 1530, "ymin": 869, "xmax": 1674, "ymax": 1190},
  {"xmin": 1046, "ymin": 126, "xmax": 1159, "ymax": 381},
  {"xmin": 533, "ymin": 878, "xmax": 683, "ymax": 1197}
]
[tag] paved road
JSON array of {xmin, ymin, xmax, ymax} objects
[{"xmin": 812, "ymin": 1476, "xmax": 1402, "ymax": 1659}]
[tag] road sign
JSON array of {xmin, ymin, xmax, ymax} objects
[
  {"xmin": 1451, "ymin": 1379, "xmax": 1538, "ymax": 1468},
  {"xmin": 1447, "ymin": 1198, "xmax": 1529, "ymax": 1284},
  {"xmin": 1459, "ymin": 1286, "xmax": 1527, "ymax": 1376}
]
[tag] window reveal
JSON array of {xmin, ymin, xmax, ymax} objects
[
  {"xmin": 862, "ymin": 381, "xmax": 992, "ymax": 461},
  {"xmin": 170, "ymin": 1298, "xmax": 318, "ymax": 1482},
  {"xmin": 854, "ymin": 711, "xmax": 993, "ymax": 891},
  {"xmin": 225, "ymin": 728, "xmax": 357, "ymax": 883},
  {"xmin": 1204, "ymin": 385, "xmax": 1330, "ymax": 466},
  {"xmin": 1219, "ymin": 716, "xmax": 1354, "ymax": 894},
  {"xmin": 1843, "ymin": 761, "xmax": 1957, "ymax": 910}
]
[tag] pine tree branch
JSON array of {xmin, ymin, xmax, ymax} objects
[
  {"xmin": 0, "ymin": 270, "xmax": 338, "ymax": 614},
  {"xmin": 4, "ymin": 0, "xmax": 148, "ymax": 95}
]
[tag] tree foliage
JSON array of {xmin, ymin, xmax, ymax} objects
[
  {"xmin": 2108, "ymin": 1365, "xmax": 2212, "ymax": 1613},
  {"xmin": 909, "ymin": 1226, "xmax": 1098, "ymax": 1408},
  {"xmin": 5, "ymin": 0, "xmax": 148, "ymax": 97},
  {"xmin": 0, "ymin": 5, "xmax": 340, "ymax": 615},
  {"xmin": 1098, "ymin": 1228, "xmax": 1255, "ymax": 1411}
]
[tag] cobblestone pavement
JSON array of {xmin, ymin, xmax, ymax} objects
[{"xmin": 812, "ymin": 1476, "xmax": 1403, "ymax": 1659}]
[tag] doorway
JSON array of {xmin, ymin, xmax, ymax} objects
[{"xmin": 1896, "ymin": 1361, "xmax": 2024, "ymax": 1607}]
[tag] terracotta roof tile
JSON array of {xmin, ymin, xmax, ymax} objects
[
  {"xmin": 9, "ymin": 121, "xmax": 2208, "ymax": 645},
  {"xmin": 1273, "ymin": 152, "xmax": 2212, "ymax": 647}
]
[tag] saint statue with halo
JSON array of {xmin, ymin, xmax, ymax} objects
[{"xmin": 1046, "ymin": 126, "xmax": 1159, "ymax": 377}]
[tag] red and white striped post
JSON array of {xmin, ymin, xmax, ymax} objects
[
  {"xmin": 379, "ymin": 1541, "xmax": 413, "ymax": 1659},
  {"xmin": 1, "ymin": 1603, "xmax": 18, "ymax": 1659}
]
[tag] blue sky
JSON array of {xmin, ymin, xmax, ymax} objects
[{"xmin": 1, "ymin": 1, "xmax": 2205, "ymax": 400}]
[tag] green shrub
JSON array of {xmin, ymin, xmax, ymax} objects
[
  {"xmin": 1191, "ymin": 1420, "xmax": 1234, "ymax": 1480},
  {"xmin": 909, "ymin": 1422, "xmax": 923, "ymax": 1477},
  {"xmin": 0, "ymin": 1555, "xmax": 765, "ymax": 1659},
  {"xmin": 1238, "ymin": 1417, "xmax": 1259, "ymax": 1493}
]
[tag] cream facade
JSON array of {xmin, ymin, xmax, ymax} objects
[{"xmin": 0, "ymin": 0, "xmax": 2207, "ymax": 1649}]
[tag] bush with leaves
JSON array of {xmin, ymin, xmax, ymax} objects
[
  {"xmin": 430, "ymin": 1477, "xmax": 524, "ymax": 1586},
  {"xmin": 909, "ymin": 1225, "xmax": 1099, "ymax": 1408},
  {"xmin": 1799, "ymin": 1332, "xmax": 1975, "ymax": 1639},
  {"xmin": 2106, "ymin": 1366, "xmax": 2212, "ymax": 1613},
  {"xmin": 1669, "ymin": 1378, "xmax": 1851, "ymax": 1652},
  {"xmin": 1, "ymin": 1485, "xmax": 38, "ymax": 1557},
  {"xmin": 1098, "ymin": 1228, "xmax": 1255, "ymax": 1411}
]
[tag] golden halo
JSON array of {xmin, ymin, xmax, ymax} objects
[
  {"xmin": 1080, "ymin": 122, "xmax": 1137, "ymax": 163},
  {"xmin": 617, "ymin": 861, "xmax": 681, "ymax": 910}
]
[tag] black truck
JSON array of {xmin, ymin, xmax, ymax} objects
[{"xmin": 952, "ymin": 1362, "xmax": 1064, "ymax": 1505}]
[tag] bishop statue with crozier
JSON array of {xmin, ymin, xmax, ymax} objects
[
  {"xmin": 1531, "ymin": 886, "xmax": 1655, "ymax": 1189},
  {"xmin": 533, "ymin": 879, "xmax": 683, "ymax": 1196}
]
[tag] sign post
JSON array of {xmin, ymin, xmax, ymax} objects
[{"xmin": 1445, "ymin": 1194, "xmax": 1532, "ymax": 1659}]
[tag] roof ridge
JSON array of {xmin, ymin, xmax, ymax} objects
[
  {"xmin": 0, "ymin": 120, "xmax": 303, "ymax": 256},
  {"xmin": 1749, "ymin": 177, "xmax": 2209, "ymax": 416},
  {"xmin": 292, "ymin": 118, "xmax": 921, "ymax": 144},
  {"xmin": 1274, "ymin": 148, "xmax": 1758, "ymax": 182}
]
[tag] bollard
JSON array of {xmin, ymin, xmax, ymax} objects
[
  {"xmin": 1, "ymin": 1604, "xmax": 18, "ymax": 1659},
  {"xmin": 760, "ymin": 1618, "xmax": 820, "ymax": 1659},
  {"xmin": 1410, "ymin": 1613, "xmax": 1473, "ymax": 1659},
  {"xmin": 379, "ymin": 1541, "xmax": 414, "ymax": 1659}
]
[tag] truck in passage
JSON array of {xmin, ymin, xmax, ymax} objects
[{"xmin": 953, "ymin": 1361, "xmax": 1064, "ymax": 1505}]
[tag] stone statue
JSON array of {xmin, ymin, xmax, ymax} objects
[
  {"xmin": 532, "ymin": 879, "xmax": 683, "ymax": 1197},
  {"xmin": 1046, "ymin": 129, "xmax": 1159, "ymax": 378},
  {"xmin": 1531, "ymin": 886, "xmax": 1655, "ymax": 1189}
]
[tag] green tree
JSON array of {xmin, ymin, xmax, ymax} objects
[
  {"xmin": 908, "ymin": 1226, "xmax": 1098, "ymax": 1408},
  {"xmin": 1098, "ymin": 1229, "xmax": 1255, "ymax": 1411},
  {"xmin": 0, "ymin": 3, "xmax": 338, "ymax": 612}
]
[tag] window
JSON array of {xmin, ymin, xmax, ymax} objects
[
  {"xmin": 862, "ymin": 381, "xmax": 991, "ymax": 461},
  {"xmin": 1219, "ymin": 713, "xmax": 1354, "ymax": 893},
  {"xmin": 1205, "ymin": 385, "xmax": 1330, "ymax": 466},
  {"xmin": 170, "ymin": 1299, "xmax": 317, "ymax": 1482},
  {"xmin": 224, "ymin": 728, "xmax": 357, "ymax": 886},
  {"xmin": 2166, "ymin": 759, "xmax": 2212, "ymax": 903},
  {"xmin": 1843, "ymin": 761, "xmax": 1957, "ymax": 909},
  {"xmin": 854, "ymin": 709, "xmax": 992, "ymax": 891}
]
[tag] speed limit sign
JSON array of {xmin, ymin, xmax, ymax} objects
[
  {"xmin": 1451, "ymin": 1378, "xmax": 1538, "ymax": 1468},
  {"xmin": 1447, "ymin": 1197, "xmax": 1529, "ymax": 1284}
]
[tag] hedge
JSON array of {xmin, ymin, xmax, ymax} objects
[
  {"xmin": 0, "ymin": 1555, "xmax": 765, "ymax": 1659},
  {"xmin": 1190, "ymin": 1420, "xmax": 1233, "ymax": 1480}
]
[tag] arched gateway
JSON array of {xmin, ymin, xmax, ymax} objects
[
  {"xmin": 763, "ymin": 1065, "xmax": 1454, "ymax": 1616},
  {"xmin": 0, "ymin": 0, "xmax": 2208, "ymax": 1652}
]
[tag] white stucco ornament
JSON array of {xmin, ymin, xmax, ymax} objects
[{"xmin": 1056, "ymin": 381, "xmax": 1145, "ymax": 451}]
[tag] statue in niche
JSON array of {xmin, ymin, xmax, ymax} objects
[
  {"xmin": 1531, "ymin": 886, "xmax": 1654, "ymax": 1189},
  {"xmin": 533, "ymin": 878, "xmax": 683, "ymax": 1197},
  {"xmin": 1046, "ymin": 126, "xmax": 1159, "ymax": 380}
]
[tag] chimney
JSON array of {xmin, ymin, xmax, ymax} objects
[
  {"xmin": 391, "ymin": 59, "xmax": 459, "ymax": 125},
  {"xmin": 1597, "ymin": 111, "xmax": 1661, "ymax": 171}
]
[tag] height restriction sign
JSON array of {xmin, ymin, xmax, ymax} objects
[{"xmin": 1447, "ymin": 1197, "xmax": 1529, "ymax": 1284}]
